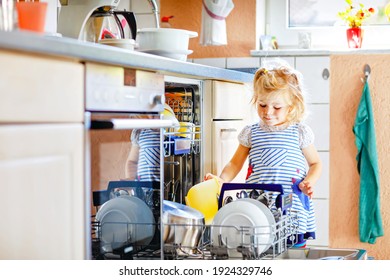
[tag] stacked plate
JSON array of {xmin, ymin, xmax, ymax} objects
[
  {"xmin": 211, "ymin": 198, "xmax": 275, "ymax": 258},
  {"xmin": 95, "ymin": 196, "xmax": 155, "ymax": 252}
]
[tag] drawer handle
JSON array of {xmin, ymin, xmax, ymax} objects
[
  {"xmin": 221, "ymin": 128, "xmax": 237, "ymax": 132},
  {"xmin": 322, "ymin": 68, "xmax": 330, "ymax": 80}
]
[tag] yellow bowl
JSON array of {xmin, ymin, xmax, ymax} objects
[{"xmin": 185, "ymin": 177, "xmax": 221, "ymax": 225}]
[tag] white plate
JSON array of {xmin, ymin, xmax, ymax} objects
[
  {"xmin": 211, "ymin": 198, "xmax": 275, "ymax": 257},
  {"xmin": 96, "ymin": 196, "xmax": 155, "ymax": 250}
]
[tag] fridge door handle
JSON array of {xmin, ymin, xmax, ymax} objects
[
  {"xmin": 220, "ymin": 128, "xmax": 238, "ymax": 132},
  {"xmin": 88, "ymin": 119, "xmax": 173, "ymax": 130}
]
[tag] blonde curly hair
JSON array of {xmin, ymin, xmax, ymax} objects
[{"xmin": 252, "ymin": 66, "xmax": 306, "ymax": 124}]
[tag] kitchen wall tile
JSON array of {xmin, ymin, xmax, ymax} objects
[
  {"xmin": 226, "ymin": 57, "xmax": 261, "ymax": 69},
  {"xmin": 193, "ymin": 58, "xmax": 227, "ymax": 68}
]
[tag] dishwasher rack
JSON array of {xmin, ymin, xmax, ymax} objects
[{"xmin": 91, "ymin": 209, "xmax": 299, "ymax": 260}]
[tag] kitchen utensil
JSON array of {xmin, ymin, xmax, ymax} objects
[
  {"xmin": 0, "ymin": 0, "xmax": 17, "ymax": 31},
  {"xmin": 236, "ymin": 190, "xmax": 248, "ymax": 198},
  {"xmin": 211, "ymin": 198, "xmax": 275, "ymax": 258},
  {"xmin": 162, "ymin": 200, "xmax": 204, "ymax": 253},
  {"xmin": 82, "ymin": 8, "xmax": 137, "ymax": 43},
  {"xmin": 218, "ymin": 183, "xmax": 287, "ymax": 210},
  {"xmin": 185, "ymin": 177, "xmax": 221, "ymax": 225},
  {"xmin": 137, "ymin": 28, "xmax": 197, "ymax": 55},
  {"xmin": 95, "ymin": 196, "xmax": 155, "ymax": 251},
  {"xmin": 16, "ymin": 1, "xmax": 48, "ymax": 33}
]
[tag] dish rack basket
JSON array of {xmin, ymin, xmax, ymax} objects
[
  {"xmin": 164, "ymin": 208, "xmax": 299, "ymax": 260},
  {"xmin": 163, "ymin": 87, "xmax": 201, "ymax": 157},
  {"xmin": 91, "ymin": 207, "xmax": 298, "ymax": 260}
]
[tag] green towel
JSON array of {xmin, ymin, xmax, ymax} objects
[{"xmin": 352, "ymin": 81, "xmax": 384, "ymax": 244}]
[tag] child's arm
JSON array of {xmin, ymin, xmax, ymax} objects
[
  {"xmin": 204, "ymin": 144, "xmax": 250, "ymax": 184},
  {"xmin": 300, "ymin": 144, "xmax": 322, "ymax": 198}
]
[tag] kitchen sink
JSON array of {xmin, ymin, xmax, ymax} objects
[{"xmin": 274, "ymin": 247, "xmax": 367, "ymax": 260}]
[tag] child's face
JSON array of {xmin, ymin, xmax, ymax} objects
[{"xmin": 256, "ymin": 93, "xmax": 291, "ymax": 126}]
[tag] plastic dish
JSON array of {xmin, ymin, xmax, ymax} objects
[
  {"xmin": 95, "ymin": 196, "xmax": 155, "ymax": 251},
  {"xmin": 211, "ymin": 198, "xmax": 275, "ymax": 257},
  {"xmin": 185, "ymin": 178, "xmax": 221, "ymax": 225}
]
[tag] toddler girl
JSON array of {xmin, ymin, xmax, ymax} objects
[{"xmin": 205, "ymin": 64, "xmax": 322, "ymax": 247}]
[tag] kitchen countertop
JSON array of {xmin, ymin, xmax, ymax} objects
[
  {"xmin": 251, "ymin": 48, "xmax": 390, "ymax": 57},
  {"xmin": 0, "ymin": 30, "xmax": 254, "ymax": 83}
]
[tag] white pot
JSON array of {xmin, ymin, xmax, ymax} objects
[{"xmin": 137, "ymin": 28, "xmax": 198, "ymax": 52}]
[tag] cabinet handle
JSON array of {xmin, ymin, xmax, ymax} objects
[
  {"xmin": 221, "ymin": 128, "xmax": 237, "ymax": 132},
  {"xmin": 322, "ymin": 68, "xmax": 330, "ymax": 80}
]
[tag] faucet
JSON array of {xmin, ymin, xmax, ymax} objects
[{"xmin": 147, "ymin": 0, "xmax": 160, "ymax": 28}]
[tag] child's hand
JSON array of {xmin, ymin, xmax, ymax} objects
[
  {"xmin": 299, "ymin": 180, "xmax": 313, "ymax": 199},
  {"xmin": 204, "ymin": 173, "xmax": 225, "ymax": 186}
]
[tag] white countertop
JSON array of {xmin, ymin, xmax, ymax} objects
[
  {"xmin": 0, "ymin": 30, "xmax": 254, "ymax": 83},
  {"xmin": 250, "ymin": 47, "xmax": 390, "ymax": 57}
]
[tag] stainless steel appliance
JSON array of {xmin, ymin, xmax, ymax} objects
[{"xmin": 58, "ymin": 0, "xmax": 137, "ymax": 41}]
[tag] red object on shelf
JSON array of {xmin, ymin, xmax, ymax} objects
[{"xmin": 346, "ymin": 27, "xmax": 364, "ymax": 48}]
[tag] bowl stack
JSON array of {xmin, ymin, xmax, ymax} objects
[{"xmin": 137, "ymin": 28, "xmax": 198, "ymax": 61}]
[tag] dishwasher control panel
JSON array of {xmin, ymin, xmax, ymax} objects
[{"xmin": 85, "ymin": 62, "xmax": 165, "ymax": 113}]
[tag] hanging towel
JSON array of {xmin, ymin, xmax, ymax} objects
[
  {"xmin": 352, "ymin": 81, "xmax": 384, "ymax": 244},
  {"xmin": 200, "ymin": 0, "xmax": 234, "ymax": 46}
]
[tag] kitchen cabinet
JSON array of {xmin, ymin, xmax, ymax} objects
[
  {"xmin": 0, "ymin": 50, "xmax": 85, "ymax": 259},
  {"xmin": 295, "ymin": 56, "xmax": 330, "ymax": 247},
  {"xmin": 0, "ymin": 124, "xmax": 84, "ymax": 259}
]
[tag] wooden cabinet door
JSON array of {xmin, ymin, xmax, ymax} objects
[{"xmin": 0, "ymin": 124, "xmax": 85, "ymax": 259}]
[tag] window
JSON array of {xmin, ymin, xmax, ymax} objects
[
  {"xmin": 263, "ymin": 0, "xmax": 390, "ymax": 48},
  {"xmin": 288, "ymin": 0, "xmax": 390, "ymax": 28}
]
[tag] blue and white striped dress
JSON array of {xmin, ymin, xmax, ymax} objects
[
  {"xmin": 239, "ymin": 122, "xmax": 316, "ymax": 241},
  {"xmin": 131, "ymin": 129, "xmax": 161, "ymax": 182}
]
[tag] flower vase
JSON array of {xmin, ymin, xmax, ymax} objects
[{"xmin": 346, "ymin": 27, "xmax": 363, "ymax": 48}]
